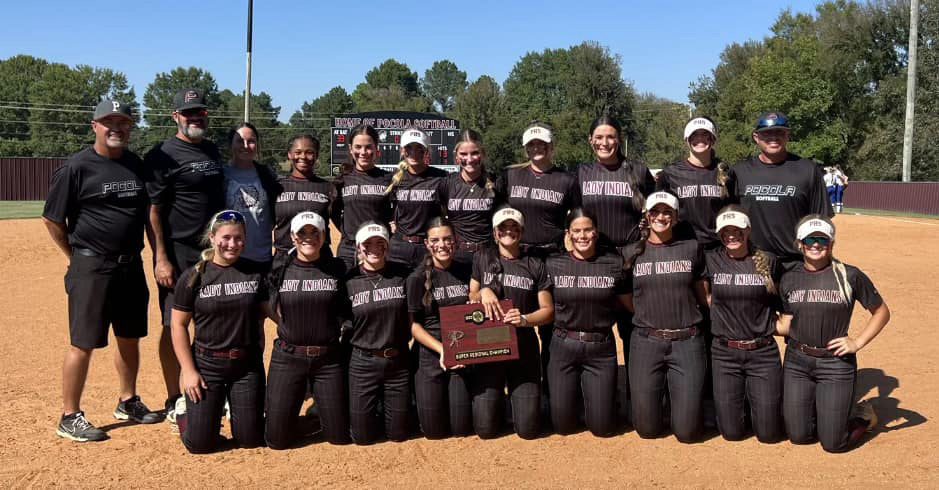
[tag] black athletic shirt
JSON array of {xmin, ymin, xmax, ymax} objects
[
  {"xmin": 273, "ymin": 175, "xmax": 334, "ymax": 252},
  {"xmin": 472, "ymin": 253, "xmax": 551, "ymax": 316},
  {"xmin": 174, "ymin": 260, "xmax": 268, "ymax": 351},
  {"xmin": 727, "ymin": 154, "xmax": 832, "ymax": 260},
  {"xmin": 345, "ymin": 262, "xmax": 410, "ymax": 350},
  {"xmin": 43, "ymin": 147, "xmax": 150, "ymax": 255},
  {"xmin": 574, "ymin": 161, "xmax": 655, "ymax": 246},
  {"xmin": 628, "ymin": 238, "xmax": 706, "ymax": 330},
  {"xmin": 332, "ymin": 168, "xmax": 392, "ymax": 242},
  {"xmin": 145, "ymin": 137, "xmax": 224, "ymax": 247},
  {"xmin": 441, "ymin": 172, "xmax": 495, "ymax": 244},
  {"xmin": 496, "ymin": 165, "xmax": 576, "ymax": 246},
  {"xmin": 546, "ymin": 251, "xmax": 628, "ymax": 333},
  {"xmin": 274, "ymin": 257, "xmax": 348, "ymax": 346},
  {"xmin": 406, "ymin": 261, "xmax": 472, "ymax": 337},
  {"xmin": 779, "ymin": 263, "xmax": 883, "ymax": 348},
  {"xmin": 705, "ymin": 248, "xmax": 780, "ymax": 340},
  {"xmin": 656, "ymin": 160, "xmax": 727, "ymax": 248},
  {"xmin": 390, "ymin": 166, "xmax": 448, "ymax": 236}
]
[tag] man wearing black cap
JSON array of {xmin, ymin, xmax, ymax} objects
[
  {"xmin": 43, "ymin": 100, "xmax": 162, "ymax": 442},
  {"xmin": 144, "ymin": 88, "xmax": 224, "ymax": 424},
  {"xmin": 727, "ymin": 111, "xmax": 832, "ymax": 264}
]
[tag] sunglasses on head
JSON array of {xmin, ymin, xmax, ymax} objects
[
  {"xmin": 216, "ymin": 210, "xmax": 245, "ymax": 223},
  {"xmin": 801, "ymin": 236, "xmax": 830, "ymax": 247},
  {"xmin": 756, "ymin": 115, "xmax": 789, "ymax": 130}
]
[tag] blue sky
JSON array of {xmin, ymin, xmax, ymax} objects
[{"xmin": 3, "ymin": 0, "xmax": 827, "ymax": 121}]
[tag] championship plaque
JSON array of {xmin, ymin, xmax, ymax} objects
[{"xmin": 440, "ymin": 300, "xmax": 519, "ymax": 368}]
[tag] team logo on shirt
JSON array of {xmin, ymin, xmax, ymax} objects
[
  {"xmin": 198, "ymin": 281, "xmax": 258, "ymax": 298},
  {"xmin": 743, "ymin": 184, "xmax": 796, "ymax": 202},
  {"xmin": 786, "ymin": 289, "xmax": 847, "ymax": 304},
  {"xmin": 342, "ymin": 184, "xmax": 385, "ymax": 197},
  {"xmin": 432, "ymin": 284, "xmax": 469, "ymax": 301},
  {"xmin": 581, "ymin": 181, "xmax": 633, "ymax": 197},
  {"xmin": 713, "ymin": 273, "xmax": 765, "ymax": 286},
  {"xmin": 190, "ymin": 160, "xmax": 221, "ymax": 175},
  {"xmin": 396, "ymin": 189, "xmax": 436, "ymax": 202},
  {"xmin": 553, "ymin": 275, "xmax": 615, "ymax": 288},
  {"xmin": 277, "ymin": 191, "xmax": 329, "ymax": 203},
  {"xmin": 634, "ymin": 260, "xmax": 693, "ymax": 277},
  {"xmin": 350, "ymin": 285, "xmax": 406, "ymax": 307},
  {"xmin": 447, "ymin": 198, "xmax": 493, "ymax": 211},
  {"xmin": 279, "ymin": 278, "xmax": 339, "ymax": 292},
  {"xmin": 509, "ymin": 186, "xmax": 564, "ymax": 204},
  {"xmin": 675, "ymin": 184, "xmax": 722, "ymax": 198},
  {"xmin": 102, "ymin": 180, "xmax": 142, "ymax": 198}
]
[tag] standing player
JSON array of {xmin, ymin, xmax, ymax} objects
[
  {"xmin": 146, "ymin": 88, "xmax": 225, "ymax": 419},
  {"xmin": 545, "ymin": 209, "xmax": 630, "ymax": 437},
  {"xmin": 727, "ymin": 112, "xmax": 832, "ymax": 263},
  {"xmin": 778, "ymin": 215, "xmax": 889, "ymax": 452},
  {"xmin": 44, "ymin": 100, "xmax": 162, "ymax": 441},
  {"xmin": 386, "ymin": 128, "xmax": 448, "ymax": 268},
  {"xmin": 623, "ymin": 192, "xmax": 709, "ymax": 442},
  {"xmin": 331, "ymin": 125, "xmax": 392, "ymax": 270},
  {"xmin": 273, "ymin": 134, "xmax": 334, "ymax": 261},
  {"xmin": 265, "ymin": 212, "xmax": 351, "ymax": 448},
  {"xmin": 441, "ymin": 129, "xmax": 496, "ymax": 265},
  {"xmin": 704, "ymin": 205, "xmax": 784, "ymax": 442},
  {"xmin": 832, "ymin": 165, "xmax": 848, "ymax": 213}
]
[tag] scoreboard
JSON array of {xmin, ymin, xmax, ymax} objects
[{"xmin": 330, "ymin": 111, "xmax": 461, "ymax": 175}]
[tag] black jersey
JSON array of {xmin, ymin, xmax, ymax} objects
[
  {"xmin": 472, "ymin": 253, "xmax": 552, "ymax": 316},
  {"xmin": 779, "ymin": 263, "xmax": 883, "ymax": 347},
  {"xmin": 727, "ymin": 154, "xmax": 832, "ymax": 260},
  {"xmin": 43, "ymin": 147, "xmax": 150, "ymax": 255},
  {"xmin": 273, "ymin": 175, "xmax": 334, "ymax": 252},
  {"xmin": 656, "ymin": 160, "xmax": 727, "ymax": 248},
  {"xmin": 346, "ymin": 262, "xmax": 410, "ymax": 350},
  {"xmin": 332, "ymin": 168, "xmax": 392, "ymax": 241},
  {"xmin": 496, "ymin": 165, "xmax": 576, "ymax": 246},
  {"xmin": 628, "ymin": 238, "xmax": 706, "ymax": 330},
  {"xmin": 441, "ymin": 172, "xmax": 495, "ymax": 244},
  {"xmin": 174, "ymin": 260, "xmax": 268, "ymax": 351},
  {"xmin": 145, "ymin": 137, "xmax": 224, "ymax": 247},
  {"xmin": 406, "ymin": 262, "xmax": 471, "ymax": 337},
  {"xmin": 705, "ymin": 249, "xmax": 780, "ymax": 340},
  {"xmin": 390, "ymin": 166, "xmax": 447, "ymax": 236},
  {"xmin": 574, "ymin": 161, "xmax": 655, "ymax": 246},
  {"xmin": 274, "ymin": 257, "xmax": 348, "ymax": 346},
  {"xmin": 546, "ymin": 251, "xmax": 628, "ymax": 333}
]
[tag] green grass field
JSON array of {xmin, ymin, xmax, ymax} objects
[{"xmin": 0, "ymin": 201, "xmax": 44, "ymax": 220}]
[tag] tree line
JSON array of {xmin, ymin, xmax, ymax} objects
[{"xmin": 0, "ymin": 0, "xmax": 935, "ymax": 180}]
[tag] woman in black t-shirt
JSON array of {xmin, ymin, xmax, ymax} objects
[
  {"xmin": 345, "ymin": 221, "xmax": 412, "ymax": 444},
  {"xmin": 623, "ymin": 192, "xmax": 709, "ymax": 443},
  {"xmin": 171, "ymin": 210, "xmax": 276, "ymax": 454},
  {"xmin": 264, "ymin": 212, "xmax": 350, "ymax": 448},
  {"xmin": 409, "ymin": 218, "xmax": 477, "ymax": 438},
  {"xmin": 703, "ymin": 205, "xmax": 784, "ymax": 442},
  {"xmin": 472, "ymin": 207, "xmax": 554, "ymax": 439},
  {"xmin": 545, "ymin": 209, "xmax": 629, "ymax": 437},
  {"xmin": 778, "ymin": 215, "xmax": 890, "ymax": 452},
  {"xmin": 273, "ymin": 134, "xmax": 335, "ymax": 263},
  {"xmin": 442, "ymin": 129, "xmax": 496, "ymax": 265}
]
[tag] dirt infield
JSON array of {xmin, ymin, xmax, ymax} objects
[{"xmin": 1, "ymin": 214, "xmax": 935, "ymax": 488}]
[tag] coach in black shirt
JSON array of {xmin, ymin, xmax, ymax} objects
[{"xmin": 43, "ymin": 100, "xmax": 161, "ymax": 442}]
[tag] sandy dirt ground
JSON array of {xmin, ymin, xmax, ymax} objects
[{"xmin": 1, "ymin": 214, "xmax": 936, "ymax": 488}]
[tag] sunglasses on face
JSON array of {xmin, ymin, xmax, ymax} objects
[
  {"xmin": 179, "ymin": 108, "xmax": 208, "ymax": 118},
  {"xmin": 216, "ymin": 210, "xmax": 246, "ymax": 223},
  {"xmin": 801, "ymin": 236, "xmax": 830, "ymax": 247}
]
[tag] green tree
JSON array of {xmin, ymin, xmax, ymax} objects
[
  {"xmin": 352, "ymin": 59, "xmax": 429, "ymax": 112},
  {"xmin": 0, "ymin": 55, "xmax": 49, "ymax": 155},
  {"xmin": 632, "ymin": 93, "xmax": 689, "ymax": 168},
  {"xmin": 136, "ymin": 67, "xmax": 219, "ymax": 155},
  {"xmin": 422, "ymin": 60, "xmax": 467, "ymax": 113}
]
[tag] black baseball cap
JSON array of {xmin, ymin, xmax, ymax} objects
[
  {"xmin": 754, "ymin": 111, "xmax": 789, "ymax": 132},
  {"xmin": 93, "ymin": 99, "xmax": 133, "ymax": 121},
  {"xmin": 173, "ymin": 88, "xmax": 208, "ymax": 111}
]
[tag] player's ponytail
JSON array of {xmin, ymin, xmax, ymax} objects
[
  {"xmin": 623, "ymin": 216, "xmax": 651, "ymax": 269},
  {"xmin": 716, "ymin": 160, "xmax": 730, "ymax": 199},
  {"xmin": 421, "ymin": 217, "xmax": 453, "ymax": 307},
  {"xmin": 832, "ymin": 258, "xmax": 853, "ymax": 304},
  {"xmin": 751, "ymin": 248, "xmax": 777, "ymax": 295},
  {"xmin": 385, "ymin": 160, "xmax": 409, "ymax": 195}
]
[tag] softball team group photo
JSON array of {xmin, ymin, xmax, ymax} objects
[{"xmin": 43, "ymin": 88, "xmax": 891, "ymax": 456}]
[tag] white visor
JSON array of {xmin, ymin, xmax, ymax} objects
[
  {"xmin": 796, "ymin": 219, "xmax": 834, "ymax": 240},
  {"xmin": 355, "ymin": 223, "xmax": 390, "ymax": 246},
  {"xmin": 522, "ymin": 126, "xmax": 552, "ymax": 146},
  {"xmin": 684, "ymin": 117, "xmax": 717, "ymax": 140},
  {"xmin": 290, "ymin": 211, "xmax": 325, "ymax": 234},
  {"xmin": 400, "ymin": 129, "xmax": 429, "ymax": 148},
  {"xmin": 644, "ymin": 191, "xmax": 680, "ymax": 213},
  {"xmin": 492, "ymin": 208, "xmax": 524, "ymax": 228},
  {"xmin": 715, "ymin": 210, "xmax": 750, "ymax": 233}
]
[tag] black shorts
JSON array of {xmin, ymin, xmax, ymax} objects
[
  {"xmin": 158, "ymin": 240, "xmax": 203, "ymax": 326},
  {"xmin": 65, "ymin": 253, "xmax": 149, "ymax": 349}
]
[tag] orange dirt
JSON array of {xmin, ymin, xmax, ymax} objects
[{"xmin": 1, "ymin": 214, "xmax": 935, "ymax": 488}]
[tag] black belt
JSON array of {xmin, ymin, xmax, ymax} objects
[
  {"xmin": 717, "ymin": 336, "xmax": 774, "ymax": 351},
  {"xmin": 194, "ymin": 346, "xmax": 251, "ymax": 360},
  {"xmin": 275, "ymin": 338, "xmax": 333, "ymax": 357},
  {"xmin": 789, "ymin": 339, "xmax": 834, "ymax": 358},
  {"xmin": 72, "ymin": 247, "xmax": 138, "ymax": 264},
  {"xmin": 355, "ymin": 346, "xmax": 402, "ymax": 358},
  {"xmin": 554, "ymin": 328, "xmax": 611, "ymax": 343},
  {"xmin": 637, "ymin": 326, "xmax": 699, "ymax": 341}
]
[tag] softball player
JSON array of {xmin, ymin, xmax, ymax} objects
[
  {"xmin": 441, "ymin": 129, "xmax": 496, "ymax": 265},
  {"xmin": 624, "ymin": 192, "xmax": 709, "ymax": 442},
  {"xmin": 331, "ymin": 125, "xmax": 392, "ymax": 270},
  {"xmin": 704, "ymin": 205, "xmax": 783, "ymax": 442},
  {"xmin": 171, "ymin": 210, "xmax": 275, "ymax": 453},
  {"xmin": 473, "ymin": 208, "xmax": 555, "ymax": 439},
  {"xmin": 545, "ymin": 208, "xmax": 630, "ymax": 437},
  {"xmin": 778, "ymin": 215, "xmax": 889, "ymax": 452},
  {"xmin": 264, "ymin": 212, "xmax": 351, "ymax": 448},
  {"xmin": 409, "ymin": 218, "xmax": 476, "ymax": 438},
  {"xmin": 345, "ymin": 222, "xmax": 412, "ymax": 444},
  {"xmin": 273, "ymin": 134, "xmax": 334, "ymax": 261},
  {"xmin": 386, "ymin": 128, "xmax": 449, "ymax": 268}
]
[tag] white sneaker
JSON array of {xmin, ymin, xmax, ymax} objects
[{"xmin": 170, "ymin": 396, "xmax": 187, "ymax": 434}]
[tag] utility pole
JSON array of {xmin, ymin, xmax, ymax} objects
[
  {"xmin": 244, "ymin": 0, "xmax": 253, "ymax": 122},
  {"xmin": 902, "ymin": 0, "xmax": 919, "ymax": 182}
]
